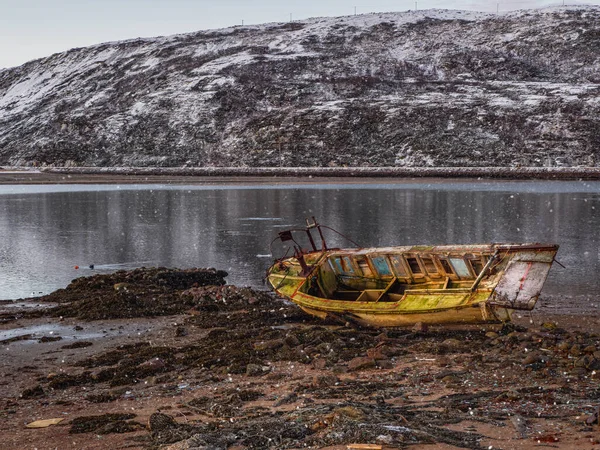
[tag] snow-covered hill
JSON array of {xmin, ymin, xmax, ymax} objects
[{"xmin": 1, "ymin": 6, "xmax": 599, "ymax": 167}]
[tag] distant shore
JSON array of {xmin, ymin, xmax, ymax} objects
[{"xmin": 2, "ymin": 166, "xmax": 600, "ymax": 184}]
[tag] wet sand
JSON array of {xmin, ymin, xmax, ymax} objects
[{"xmin": 1, "ymin": 270, "xmax": 599, "ymax": 450}]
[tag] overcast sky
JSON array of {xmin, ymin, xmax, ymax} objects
[{"xmin": 0, "ymin": 0, "xmax": 596, "ymax": 69}]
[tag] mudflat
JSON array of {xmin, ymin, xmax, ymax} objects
[{"xmin": 1, "ymin": 268, "xmax": 599, "ymax": 450}]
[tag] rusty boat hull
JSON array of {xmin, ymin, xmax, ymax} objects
[{"xmin": 267, "ymin": 229, "xmax": 559, "ymax": 327}]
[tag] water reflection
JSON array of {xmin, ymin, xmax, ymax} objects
[{"xmin": 0, "ymin": 181, "xmax": 599, "ymax": 301}]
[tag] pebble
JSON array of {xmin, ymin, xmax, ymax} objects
[
  {"xmin": 376, "ymin": 359, "xmax": 394, "ymax": 370},
  {"xmin": 441, "ymin": 375, "xmax": 459, "ymax": 384},
  {"xmin": 366, "ymin": 347, "xmax": 388, "ymax": 360},
  {"xmin": 570, "ymin": 345, "xmax": 582, "ymax": 356},
  {"xmin": 245, "ymin": 364, "xmax": 269, "ymax": 377},
  {"xmin": 412, "ymin": 322, "xmax": 429, "ymax": 333},
  {"xmin": 522, "ymin": 353, "xmax": 542, "ymax": 365},
  {"xmin": 556, "ymin": 341, "xmax": 570, "ymax": 352},
  {"xmin": 441, "ymin": 338, "xmax": 462, "ymax": 349},
  {"xmin": 348, "ymin": 356, "xmax": 376, "ymax": 371},
  {"xmin": 312, "ymin": 358, "xmax": 327, "ymax": 370},
  {"xmin": 312, "ymin": 374, "xmax": 338, "ymax": 388}
]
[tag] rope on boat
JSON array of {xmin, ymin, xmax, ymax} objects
[
  {"xmin": 319, "ymin": 225, "xmax": 362, "ymax": 248},
  {"xmin": 272, "ymin": 264, "xmax": 292, "ymax": 291}
]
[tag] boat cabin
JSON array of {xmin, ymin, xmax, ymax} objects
[{"xmin": 311, "ymin": 247, "xmax": 495, "ymax": 302}]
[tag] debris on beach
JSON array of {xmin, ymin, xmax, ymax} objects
[
  {"xmin": 33, "ymin": 267, "xmax": 228, "ymax": 320},
  {"xmin": 2, "ymin": 268, "xmax": 600, "ymax": 449},
  {"xmin": 25, "ymin": 418, "xmax": 64, "ymax": 428}
]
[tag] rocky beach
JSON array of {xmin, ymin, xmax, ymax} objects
[{"xmin": 1, "ymin": 268, "xmax": 599, "ymax": 449}]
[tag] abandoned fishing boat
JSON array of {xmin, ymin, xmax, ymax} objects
[{"xmin": 266, "ymin": 218, "xmax": 559, "ymax": 327}]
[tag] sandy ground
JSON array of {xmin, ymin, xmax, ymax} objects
[{"xmin": 1, "ymin": 285, "xmax": 599, "ymax": 450}]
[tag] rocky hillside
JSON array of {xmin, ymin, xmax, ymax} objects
[{"xmin": 1, "ymin": 6, "xmax": 600, "ymax": 168}]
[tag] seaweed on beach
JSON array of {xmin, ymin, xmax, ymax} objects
[
  {"xmin": 6, "ymin": 267, "xmax": 600, "ymax": 450},
  {"xmin": 69, "ymin": 413, "xmax": 143, "ymax": 434},
  {"xmin": 37, "ymin": 267, "xmax": 228, "ymax": 320}
]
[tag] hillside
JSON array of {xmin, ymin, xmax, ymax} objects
[{"xmin": 1, "ymin": 7, "xmax": 600, "ymax": 168}]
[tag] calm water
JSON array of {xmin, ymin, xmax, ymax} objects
[{"xmin": 1, "ymin": 181, "xmax": 599, "ymax": 311}]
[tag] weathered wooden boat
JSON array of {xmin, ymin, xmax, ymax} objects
[{"xmin": 266, "ymin": 218, "xmax": 559, "ymax": 327}]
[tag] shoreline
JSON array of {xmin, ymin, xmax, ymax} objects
[
  {"xmin": 2, "ymin": 166, "xmax": 600, "ymax": 184},
  {"xmin": 2, "ymin": 292, "xmax": 599, "ymax": 449},
  {"xmin": 1, "ymin": 270, "xmax": 599, "ymax": 449}
]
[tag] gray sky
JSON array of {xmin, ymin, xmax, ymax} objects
[{"xmin": 0, "ymin": 0, "xmax": 595, "ymax": 69}]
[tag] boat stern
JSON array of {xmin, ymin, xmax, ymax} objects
[{"xmin": 488, "ymin": 245, "xmax": 559, "ymax": 311}]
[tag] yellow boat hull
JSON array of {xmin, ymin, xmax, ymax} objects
[
  {"xmin": 282, "ymin": 289, "xmax": 511, "ymax": 327},
  {"xmin": 267, "ymin": 241, "xmax": 558, "ymax": 328},
  {"xmin": 299, "ymin": 305, "xmax": 510, "ymax": 327}
]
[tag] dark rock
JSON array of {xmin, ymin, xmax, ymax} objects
[
  {"xmin": 284, "ymin": 334, "xmax": 300, "ymax": 347},
  {"xmin": 245, "ymin": 364, "xmax": 269, "ymax": 377},
  {"xmin": 348, "ymin": 357, "xmax": 376, "ymax": 371},
  {"xmin": 20, "ymin": 384, "xmax": 46, "ymax": 399},
  {"xmin": 510, "ymin": 414, "xmax": 528, "ymax": 439},
  {"xmin": 38, "ymin": 335, "xmax": 62, "ymax": 343},
  {"xmin": 148, "ymin": 412, "xmax": 177, "ymax": 432},
  {"xmin": 273, "ymin": 392, "xmax": 298, "ymax": 407},
  {"xmin": 412, "ymin": 322, "xmax": 428, "ymax": 333},
  {"xmin": 70, "ymin": 413, "xmax": 140, "ymax": 434},
  {"xmin": 376, "ymin": 359, "xmax": 394, "ymax": 369},
  {"xmin": 61, "ymin": 341, "xmax": 93, "ymax": 349},
  {"xmin": 441, "ymin": 338, "xmax": 462, "ymax": 349},
  {"xmin": 366, "ymin": 347, "xmax": 388, "ymax": 360},
  {"xmin": 311, "ymin": 358, "xmax": 327, "ymax": 370},
  {"xmin": 570, "ymin": 344, "xmax": 582, "ymax": 357},
  {"xmin": 441, "ymin": 375, "xmax": 459, "ymax": 385},
  {"xmin": 139, "ymin": 358, "xmax": 166, "ymax": 371},
  {"xmin": 541, "ymin": 322, "xmax": 557, "ymax": 331},
  {"xmin": 38, "ymin": 268, "xmax": 229, "ymax": 320},
  {"xmin": 585, "ymin": 406, "xmax": 599, "ymax": 425},
  {"xmin": 312, "ymin": 374, "xmax": 338, "ymax": 388},
  {"xmin": 556, "ymin": 341, "xmax": 571, "ymax": 352},
  {"xmin": 589, "ymin": 358, "xmax": 600, "ymax": 370},
  {"xmin": 522, "ymin": 353, "xmax": 542, "ymax": 366},
  {"xmin": 253, "ymin": 339, "xmax": 285, "ymax": 351},
  {"xmin": 434, "ymin": 369, "xmax": 465, "ymax": 380}
]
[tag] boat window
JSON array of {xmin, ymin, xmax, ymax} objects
[
  {"xmin": 439, "ymin": 258, "xmax": 454, "ymax": 275},
  {"xmin": 329, "ymin": 256, "xmax": 355, "ymax": 275},
  {"xmin": 389, "ymin": 255, "xmax": 407, "ymax": 277},
  {"xmin": 450, "ymin": 257, "xmax": 472, "ymax": 278},
  {"xmin": 406, "ymin": 257, "xmax": 422, "ymax": 274},
  {"xmin": 355, "ymin": 256, "xmax": 373, "ymax": 277},
  {"xmin": 330, "ymin": 257, "xmax": 344, "ymax": 274},
  {"xmin": 341, "ymin": 256, "xmax": 355, "ymax": 274},
  {"xmin": 421, "ymin": 257, "xmax": 438, "ymax": 274},
  {"xmin": 467, "ymin": 256, "xmax": 484, "ymax": 275},
  {"xmin": 370, "ymin": 256, "xmax": 392, "ymax": 276}
]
